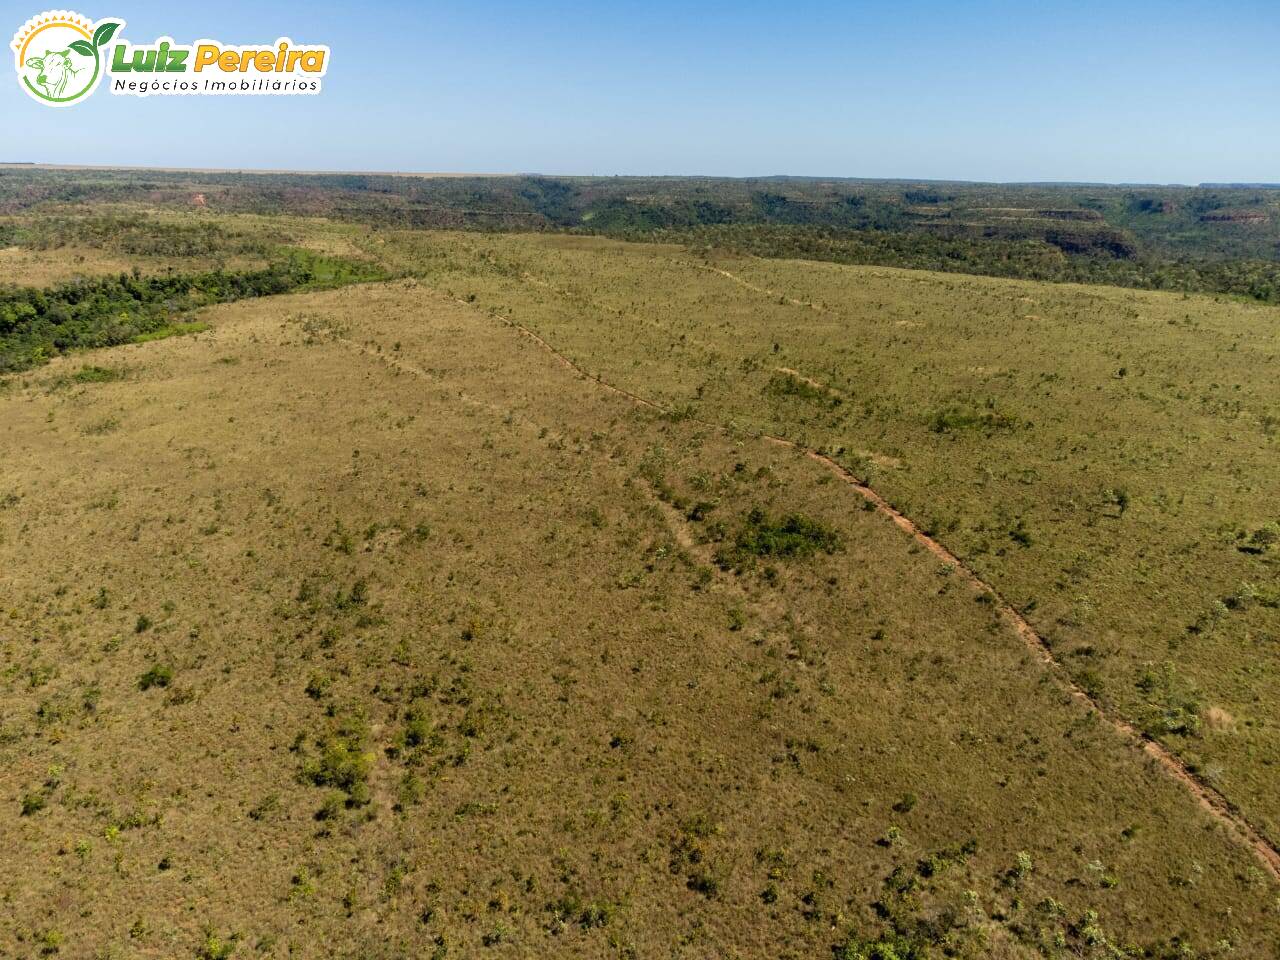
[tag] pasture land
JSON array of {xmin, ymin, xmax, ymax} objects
[
  {"xmin": 0, "ymin": 216, "xmax": 1277, "ymax": 958},
  {"xmin": 388, "ymin": 232, "xmax": 1280, "ymax": 849}
]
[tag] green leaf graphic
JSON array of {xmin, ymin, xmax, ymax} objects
[
  {"xmin": 69, "ymin": 39, "xmax": 94, "ymax": 57},
  {"xmin": 92, "ymin": 22, "xmax": 119, "ymax": 48}
]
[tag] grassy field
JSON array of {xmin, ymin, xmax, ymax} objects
[
  {"xmin": 386, "ymin": 232, "xmax": 1280, "ymax": 844},
  {"xmin": 1, "ymin": 214, "xmax": 1278, "ymax": 958}
]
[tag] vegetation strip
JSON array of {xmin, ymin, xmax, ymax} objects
[
  {"xmin": 653, "ymin": 223, "xmax": 1280, "ymax": 304},
  {"xmin": 444, "ymin": 280, "xmax": 1280, "ymax": 882},
  {"xmin": 0, "ymin": 250, "xmax": 386, "ymax": 373}
]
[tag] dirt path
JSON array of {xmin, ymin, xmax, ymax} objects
[
  {"xmin": 446, "ymin": 290, "xmax": 1280, "ymax": 883},
  {"xmin": 334, "ymin": 335, "xmax": 505, "ymax": 419},
  {"xmin": 685, "ymin": 261, "xmax": 827, "ymax": 312},
  {"xmin": 332, "ymin": 296, "xmax": 737, "ymax": 596}
]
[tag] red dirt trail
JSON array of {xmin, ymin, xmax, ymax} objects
[{"xmin": 450, "ymin": 287, "xmax": 1280, "ymax": 883}]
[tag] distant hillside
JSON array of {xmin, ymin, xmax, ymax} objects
[{"xmin": 4, "ymin": 166, "xmax": 1280, "ymax": 301}]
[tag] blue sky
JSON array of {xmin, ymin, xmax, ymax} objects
[{"xmin": 2, "ymin": 0, "xmax": 1277, "ymax": 182}]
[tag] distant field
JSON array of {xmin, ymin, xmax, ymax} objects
[
  {"xmin": 7, "ymin": 165, "xmax": 1280, "ymax": 303},
  {"xmin": 1, "ymin": 212, "xmax": 1277, "ymax": 958}
]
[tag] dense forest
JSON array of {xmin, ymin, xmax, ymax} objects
[{"xmin": 4, "ymin": 165, "xmax": 1280, "ymax": 303}]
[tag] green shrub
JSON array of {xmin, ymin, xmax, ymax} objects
[
  {"xmin": 765, "ymin": 371, "xmax": 839, "ymax": 406},
  {"xmin": 669, "ymin": 815, "xmax": 728, "ymax": 899},
  {"xmin": 315, "ymin": 792, "xmax": 345, "ymax": 822},
  {"xmin": 300, "ymin": 716, "xmax": 373, "ymax": 807},
  {"xmin": 1247, "ymin": 521, "xmax": 1279, "ymax": 552},
  {"xmin": 396, "ymin": 772, "xmax": 424, "ymax": 811},
  {"xmin": 832, "ymin": 932, "xmax": 923, "ymax": 960},
  {"xmin": 304, "ymin": 673, "xmax": 331, "ymax": 701},
  {"xmin": 196, "ymin": 931, "xmax": 237, "ymax": 960},
  {"xmin": 247, "ymin": 794, "xmax": 280, "ymax": 822},
  {"xmin": 37, "ymin": 929, "xmax": 63, "ymax": 956},
  {"xmin": 72, "ymin": 365, "xmax": 124, "ymax": 384},
  {"xmin": 578, "ymin": 900, "xmax": 615, "ymax": 928},
  {"xmin": 715, "ymin": 508, "xmax": 842, "ymax": 571},
  {"xmin": 929, "ymin": 403, "xmax": 1020, "ymax": 434},
  {"xmin": 401, "ymin": 708, "xmax": 435, "ymax": 749},
  {"xmin": 1136, "ymin": 663, "xmax": 1203, "ymax": 739},
  {"xmin": 333, "ymin": 578, "xmax": 369, "ymax": 611},
  {"xmin": 138, "ymin": 663, "xmax": 173, "ymax": 691}
]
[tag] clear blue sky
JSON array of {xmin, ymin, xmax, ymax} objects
[{"xmin": 3, "ymin": 0, "xmax": 1278, "ymax": 183}]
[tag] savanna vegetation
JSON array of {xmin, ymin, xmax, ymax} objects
[
  {"xmin": 7, "ymin": 165, "xmax": 1280, "ymax": 301},
  {"xmin": 0, "ymin": 175, "xmax": 1277, "ymax": 958},
  {"xmin": 393, "ymin": 230, "xmax": 1280, "ymax": 850}
]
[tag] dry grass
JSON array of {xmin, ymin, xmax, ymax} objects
[
  {"xmin": 0, "ymin": 245, "xmax": 258, "ymax": 286},
  {"xmin": 396, "ymin": 231, "xmax": 1280, "ymax": 852},
  {"xmin": 1, "ymin": 225, "xmax": 1278, "ymax": 957}
]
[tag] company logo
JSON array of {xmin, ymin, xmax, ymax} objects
[
  {"xmin": 12, "ymin": 10, "xmax": 329, "ymax": 107},
  {"xmin": 11, "ymin": 11, "xmax": 119, "ymax": 106}
]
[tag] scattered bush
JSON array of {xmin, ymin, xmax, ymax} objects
[
  {"xmin": 929, "ymin": 403, "xmax": 1021, "ymax": 434},
  {"xmin": 300, "ymin": 715, "xmax": 373, "ymax": 807},
  {"xmin": 1136, "ymin": 663, "xmax": 1203, "ymax": 739},
  {"xmin": 72, "ymin": 365, "xmax": 124, "ymax": 384},
  {"xmin": 196, "ymin": 931, "xmax": 238, "ymax": 960},
  {"xmin": 833, "ymin": 931, "xmax": 924, "ymax": 960},
  {"xmin": 669, "ymin": 815, "xmax": 728, "ymax": 899},
  {"xmin": 138, "ymin": 663, "xmax": 173, "ymax": 691},
  {"xmin": 248, "ymin": 794, "xmax": 280, "ymax": 822},
  {"xmin": 1242, "ymin": 521, "xmax": 1280, "ymax": 553},
  {"xmin": 304, "ymin": 673, "xmax": 331, "ymax": 701},
  {"xmin": 765, "ymin": 371, "xmax": 839, "ymax": 407},
  {"xmin": 715, "ymin": 508, "xmax": 842, "ymax": 572}
]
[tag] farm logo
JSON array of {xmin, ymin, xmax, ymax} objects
[
  {"xmin": 11, "ymin": 11, "xmax": 118, "ymax": 106},
  {"xmin": 12, "ymin": 10, "xmax": 329, "ymax": 107}
]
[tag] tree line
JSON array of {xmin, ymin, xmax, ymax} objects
[{"xmin": 0, "ymin": 252, "xmax": 384, "ymax": 373}]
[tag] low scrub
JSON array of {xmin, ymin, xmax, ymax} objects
[
  {"xmin": 928, "ymin": 403, "xmax": 1021, "ymax": 434},
  {"xmin": 300, "ymin": 714, "xmax": 374, "ymax": 808},
  {"xmin": 715, "ymin": 507, "xmax": 842, "ymax": 572}
]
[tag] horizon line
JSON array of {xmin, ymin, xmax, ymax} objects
[{"xmin": 3, "ymin": 161, "xmax": 1268, "ymax": 189}]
